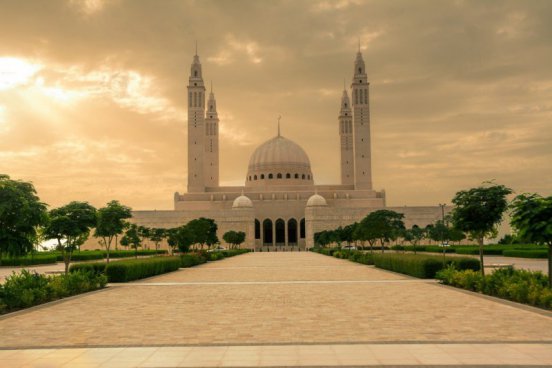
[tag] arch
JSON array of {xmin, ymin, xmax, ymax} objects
[
  {"xmin": 254, "ymin": 175, "xmax": 257, "ymax": 180},
  {"xmin": 275, "ymin": 218, "xmax": 285, "ymax": 244},
  {"xmin": 248, "ymin": 176, "xmax": 251, "ymax": 181},
  {"xmin": 263, "ymin": 219, "xmax": 273, "ymax": 245},
  {"xmin": 294, "ymin": 173, "xmax": 299, "ymax": 179},
  {"xmin": 286, "ymin": 173, "xmax": 291, "ymax": 179},
  {"xmin": 255, "ymin": 219, "xmax": 261, "ymax": 239},
  {"xmin": 194, "ymin": 70, "xmax": 198, "ymax": 77},
  {"xmin": 302, "ymin": 174, "xmax": 305, "ymax": 179},
  {"xmin": 287, "ymin": 218, "xmax": 298, "ymax": 245},
  {"xmin": 268, "ymin": 173, "xmax": 273, "ymax": 179},
  {"xmin": 300, "ymin": 218, "xmax": 306, "ymax": 239},
  {"xmin": 260, "ymin": 174, "xmax": 265, "ymax": 179},
  {"xmin": 308, "ymin": 174, "xmax": 311, "ymax": 180},
  {"xmin": 277, "ymin": 173, "xmax": 282, "ymax": 179}
]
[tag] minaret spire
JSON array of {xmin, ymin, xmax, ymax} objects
[
  {"xmin": 277, "ymin": 115, "xmax": 281, "ymax": 137},
  {"xmin": 195, "ymin": 40, "xmax": 198, "ymax": 56}
]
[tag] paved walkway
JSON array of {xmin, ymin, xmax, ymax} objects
[{"xmin": 1, "ymin": 252, "xmax": 551, "ymax": 367}]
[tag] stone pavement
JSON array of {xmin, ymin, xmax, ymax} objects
[{"xmin": 0, "ymin": 252, "xmax": 551, "ymax": 367}]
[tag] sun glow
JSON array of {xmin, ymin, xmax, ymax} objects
[{"xmin": 0, "ymin": 57, "xmax": 42, "ymax": 90}]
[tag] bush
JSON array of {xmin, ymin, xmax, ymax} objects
[
  {"xmin": 502, "ymin": 249, "xmax": 548, "ymax": 258},
  {"xmin": 69, "ymin": 262, "xmax": 107, "ymax": 275},
  {"xmin": 0, "ymin": 270, "xmax": 106, "ymax": 314},
  {"xmin": 105, "ymin": 257, "xmax": 181, "ymax": 282},
  {"xmin": 0, "ymin": 253, "xmax": 58, "ymax": 266},
  {"xmin": 372, "ymin": 254, "xmax": 480, "ymax": 279},
  {"xmin": 180, "ymin": 253, "xmax": 207, "ymax": 268},
  {"xmin": 437, "ymin": 266, "xmax": 552, "ymax": 310},
  {"xmin": 51, "ymin": 249, "xmax": 167, "ymax": 262}
]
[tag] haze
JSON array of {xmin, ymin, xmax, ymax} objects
[{"xmin": 1, "ymin": 0, "xmax": 551, "ymax": 210}]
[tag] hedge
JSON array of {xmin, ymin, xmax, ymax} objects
[
  {"xmin": 180, "ymin": 253, "xmax": 207, "ymax": 268},
  {"xmin": 502, "ymin": 249, "xmax": 548, "ymax": 259},
  {"xmin": 70, "ymin": 262, "xmax": 108, "ymax": 275},
  {"xmin": 0, "ymin": 269, "xmax": 107, "ymax": 314},
  {"xmin": 104, "ymin": 257, "xmax": 181, "ymax": 282},
  {"xmin": 0, "ymin": 254, "xmax": 58, "ymax": 266},
  {"xmin": 437, "ymin": 266, "xmax": 552, "ymax": 310},
  {"xmin": 371, "ymin": 254, "xmax": 480, "ymax": 278},
  {"xmin": 54, "ymin": 249, "xmax": 167, "ymax": 262}
]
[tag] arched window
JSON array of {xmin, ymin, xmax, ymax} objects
[
  {"xmin": 275, "ymin": 219, "xmax": 285, "ymax": 244},
  {"xmin": 260, "ymin": 174, "xmax": 265, "ymax": 179},
  {"xmin": 268, "ymin": 173, "xmax": 273, "ymax": 179},
  {"xmin": 286, "ymin": 173, "xmax": 291, "ymax": 179},
  {"xmin": 263, "ymin": 219, "xmax": 273, "ymax": 245},
  {"xmin": 302, "ymin": 174, "xmax": 305, "ymax": 179},
  {"xmin": 277, "ymin": 173, "xmax": 282, "ymax": 179},
  {"xmin": 194, "ymin": 70, "xmax": 198, "ymax": 77},
  {"xmin": 300, "ymin": 218, "xmax": 306, "ymax": 239},
  {"xmin": 308, "ymin": 175, "xmax": 311, "ymax": 180},
  {"xmin": 287, "ymin": 218, "xmax": 297, "ymax": 245},
  {"xmin": 358, "ymin": 67, "xmax": 362, "ymax": 74},
  {"xmin": 248, "ymin": 176, "xmax": 251, "ymax": 181},
  {"xmin": 254, "ymin": 175, "xmax": 257, "ymax": 180},
  {"xmin": 294, "ymin": 173, "xmax": 299, "ymax": 179}
]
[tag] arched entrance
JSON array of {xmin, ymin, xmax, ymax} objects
[
  {"xmin": 275, "ymin": 218, "xmax": 285, "ymax": 246},
  {"xmin": 255, "ymin": 219, "xmax": 260, "ymax": 240},
  {"xmin": 263, "ymin": 219, "xmax": 273, "ymax": 246},
  {"xmin": 300, "ymin": 218, "xmax": 306, "ymax": 239},
  {"xmin": 288, "ymin": 218, "xmax": 297, "ymax": 245}
]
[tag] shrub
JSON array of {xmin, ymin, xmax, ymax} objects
[
  {"xmin": 437, "ymin": 266, "xmax": 552, "ymax": 310},
  {"xmin": 105, "ymin": 257, "xmax": 181, "ymax": 282},
  {"xmin": 52, "ymin": 249, "xmax": 167, "ymax": 261},
  {"xmin": 69, "ymin": 262, "xmax": 107, "ymax": 275},
  {"xmin": 502, "ymin": 249, "xmax": 548, "ymax": 258},
  {"xmin": 0, "ymin": 270, "xmax": 106, "ymax": 314},
  {"xmin": 0, "ymin": 253, "xmax": 58, "ymax": 266},
  {"xmin": 180, "ymin": 253, "xmax": 207, "ymax": 268},
  {"xmin": 372, "ymin": 254, "xmax": 479, "ymax": 278}
]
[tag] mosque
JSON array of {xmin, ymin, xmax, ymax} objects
[{"xmin": 127, "ymin": 48, "xmax": 445, "ymax": 250}]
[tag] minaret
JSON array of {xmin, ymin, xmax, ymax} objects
[
  {"xmin": 187, "ymin": 46, "xmax": 206, "ymax": 193},
  {"xmin": 204, "ymin": 82, "xmax": 219, "ymax": 187},
  {"xmin": 339, "ymin": 85, "xmax": 354, "ymax": 185},
  {"xmin": 351, "ymin": 46, "xmax": 373, "ymax": 190}
]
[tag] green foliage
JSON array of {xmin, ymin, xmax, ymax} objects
[
  {"xmin": 371, "ymin": 253, "xmax": 479, "ymax": 278},
  {"xmin": 359, "ymin": 210, "xmax": 405, "ymax": 250},
  {"xmin": 57, "ymin": 249, "xmax": 166, "ymax": 261},
  {"xmin": 94, "ymin": 200, "xmax": 132, "ymax": 260},
  {"xmin": 222, "ymin": 230, "xmax": 246, "ymax": 249},
  {"xmin": 0, "ymin": 174, "xmax": 48, "ymax": 259},
  {"xmin": 43, "ymin": 201, "xmax": 97, "ymax": 273},
  {"xmin": 104, "ymin": 257, "xmax": 181, "ymax": 282},
  {"xmin": 149, "ymin": 228, "xmax": 166, "ymax": 251},
  {"xmin": 437, "ymin": 266, "xmax": 552, "ymax": 309},
  {"xmin": 180, "ymin": 253, "xmax": 207, "ymax": 267},
  {"xmin": 0, "ymin": 253, "xmax": 57, "ymax": 266},
  {"xmin": 120, "ymin": 223, "xmax": 141, "ymax": 256},
  {"xmin": 502, "ymin": 249, "xmax": 548, "ymax": 258},
  {"xmin": 451, "ymin": 182, "xmax": 512, "ymax": 245},
  {"xmin": 69, "ymin": 262, "xmax": 107, "ymax": 275},
  {"xmin": 0, "ymin": 269, "xmax": 106, "ymax": 314}
]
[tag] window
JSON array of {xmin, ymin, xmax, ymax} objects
[
  {"xmin": 294, "ymin": 174, "xmax": 299, "ymax": 179},
  {"xmin": 277, "ymin": 173, "xmax": 282, "ymax": 179},
  {"xmin": 302, "ymin": 174, "xmax": 305, "ymax": 179},
  {"xmin": 308, "ymin": 175, "xmax": 311, "ymax": 180},
  {"xmin": 358, "ymin": 67, "xmax": 362, "ymax": 74},
  {"xmin": 261, "ymin": 174, "xmax": 265, "ymax": 179},
  {"xmin": 286, "ymin": 173, "xmax": 291, "ymax": 179},
  {"xmin": 194, "ymin": 70, "xmax": 197, "ymax": 77},
  {"xmin": 248, "ymin": 176, "xmax": 251, "ymax": 181},
  {"xmin": 254, "ymin": 175, "xmax": 257, "ymax": 180},
  {"xmin": 268, "ymin": 173, "xmax": 273, "ymax": 179}
]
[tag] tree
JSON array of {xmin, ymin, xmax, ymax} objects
[
  {"xmin": 165, "ymin": 228, "xmax": 179, "ymax": 254},
  {"xmin": 149, "ymin": 228, "xmax": 166, "ymax": 252},
  {"xmin": 43, "ymin": 201, "xmax": 97, "ymax": 273},
  {"xmin": 175, "ymin": 225, "xmax": 195, "ymax": 253},
  {"xmin": 137, "ymin": 226, "xmax": 151, "ymax": 250},
  {"xmin": 403, "ymin": 225, "xmax": 424, "ymax": 254},
  {"xmin": 0, "ymin": 175, "xmax": 48, "ymax": 262},
  {"xmin": 451, "ymin": 182, "xmax": 512, "ymax": 276},
  {"xmin": 94, "ymin": 200, "xmax": 132, "ymax": 263},
  {"xmin": 510, "ymin": 193, "xmax": 552, "ymax": 286},
  {"xmin": 223, "ymin": 230, "xmax": 246, "ymax": 249},
  {"xmin": 120, "ymin": 224, "xmax": 141, "ymax": 258},
  {"xmin": 186, "ymin": 218, "xmax": 218, "ymax": 249},
  {"xmin": 359, "ymin": 210, "xmax": 405, "ymax": 253}
]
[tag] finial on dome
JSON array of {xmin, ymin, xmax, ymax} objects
[
  {"xmin": 210, "ymin": 80, "xmax": 213, "ymax": 93},
  {"xmin": 343, "ymin": 78, "xmax": 346, "ymax": 91},
  {"xmin": 358, "ymin": 38, "xmax": 361, "ymax": 53},
  {"xmin": 195, "ymin": 40, "xmax": 198, "ymax": 56},
  {"xmin": 241, "ymin": 189, "xmax": 244, "ymax": 196},
  {"xmin": 277, "ymin": 115, "xmax": 281, "ymax": 137}
]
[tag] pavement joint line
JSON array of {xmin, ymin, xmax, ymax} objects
[
  {"xmin": 2, "ymin": 341, "xmax": 552, "ymax": 350},
  {"xmin": 111, "ymin": 280, "xmax": 437, "ymax": 286}
]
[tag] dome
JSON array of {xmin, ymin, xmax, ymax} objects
[
  {"xmin": 232, "ymin": 195, "xmax": 253, "ymax": 208},
  {"xmin": 246, "ymin": 135, "xmax": 314, "ymax": 187},
  {"xmin": 306, "ymin": 194, "xmax": 327, "ymax": 207}
]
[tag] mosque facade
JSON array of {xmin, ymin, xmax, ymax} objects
[{"xmin": 122, "ymin": 48, "xmax": 446, "ymax": 251}]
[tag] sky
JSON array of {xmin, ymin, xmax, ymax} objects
[{"xmin": 0, "ymin": 0, "xmax": 551, "ymax": 211}]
